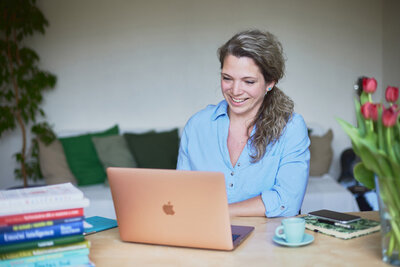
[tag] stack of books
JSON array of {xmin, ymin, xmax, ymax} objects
[{"xmin": 0, "ymin": 183, "xmax": 93, "ymax": 266}]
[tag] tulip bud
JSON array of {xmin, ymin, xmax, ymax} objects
[
  {"xmin": 362, "ymin": 77, "xmax": 377, "ymax": 94},
  {"xmin": 385, "ymin": 86, "xmax": 399, "ymax": 103},
  {"xmin": 361, "ymin": 102, "xmax": 379, "ymax": 121},
  {"xmin": 382, "ymin": 106, "xmax": 400, "ymax": 127}
]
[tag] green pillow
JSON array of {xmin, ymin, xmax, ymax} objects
[
  {"xmin": 60, "ymin": 125, "xmax": 119, "ymax": 186},
  {"xmin": 123, "ymin": 129, "xmax": 180, "ymax": 169},
  {"xmin": 92, "ymin": 135, "xmax": 138, "ymax": 169}
]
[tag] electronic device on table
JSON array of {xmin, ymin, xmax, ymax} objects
[{"xmin": 308, "ymin": 209, "xmax": 361, "ymax": 224}]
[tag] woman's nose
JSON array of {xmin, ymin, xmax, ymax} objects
[{"xmin": 232, "ymin": 81, "xmax": 242, "ymax": 95}]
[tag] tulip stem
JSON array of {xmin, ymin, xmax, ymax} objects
[
  {"xmin": 378, "ymin": 109, "xmax": 385, "ymax": 151},
  {"xmin": 386, "ymin": 127, "xmax": 397, "ymax": 161}
]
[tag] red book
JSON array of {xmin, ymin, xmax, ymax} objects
[{"xmin": 0, "ymin": 208, "xmax": 84, "ymax": 227}]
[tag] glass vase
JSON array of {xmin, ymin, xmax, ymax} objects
[{"xmin": 376, "ymin": 176, "xmax": 400, "ymax": 266}]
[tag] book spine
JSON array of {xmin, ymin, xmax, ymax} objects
[
  {"xmin": 0, "ymin": 248, "xmax": 90, "ymax": 266},
  {"xmin": 0, "ymin": 235, "xmax": 85, "ymax": 254},
  {"xmin": 0, "ymin": 208, "xmax": 84, "ymax": 226},
  {"xmin": 0, "ymin": 217, "xmax": 84, "ymax": 233},
  {"xmin": 0, "ymin": 183, "xmax": 83, "ymax": 207},
  {"xmin": 0, "ymin": 240, "xmax": 90, "ymax": 260},
  {"xmin": 0, "ymin": 221, "xmax": 84, "ymax": 245},
  {"xmin": 0, "ymin": 198, "xmax": 89, "ymax": 217},
  {"xmin": 25, "ymin": 255, "xmax": 90, "ymax": 267},
  {"xmin": 0, "ymin": 193, "xmax": 84, "ymax": 207}
]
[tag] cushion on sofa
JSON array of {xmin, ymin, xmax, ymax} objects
[
  {"xmin": 309, "ymin": 129, "xmax": 333, "ymax": 176},
  {"xmin": 92, "ymin": 135, "xmax": 138, "ymax": 169},
  {"xmin": 124, "ymin": 128, "xmax": 180, "ymax": 169},
  {"xmin": 38, "ymin": 139, "xmax": 77, "ymax": 185},
  {"xmin": 59, "ymin": 125, "xmax": 119, "ymax": 186}
]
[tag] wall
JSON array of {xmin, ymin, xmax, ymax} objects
[
  {"xmin": 0, "ymin": 0, "xmax": 386, "ymax": 189},
  {"xmin": 383, "ymin": 0, "xmax": 400, "ymax": 88}
]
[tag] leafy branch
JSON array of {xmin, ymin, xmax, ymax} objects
[{"xmin": 0, "ymin": 0, "xmax": 57, "ymax": 187}]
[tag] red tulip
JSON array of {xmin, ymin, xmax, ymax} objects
[
  {"xmin": 362, "ymin": 77, "xmax": 377, "ymax": 94},
  {"xmin": 385, "ymin": 86, "xmax": 399, "ymax": 103},
  {"xmin": 382, "ymin": 105, "xmax": 400, "ymax": 127},
  {"xmin": 361, "ymin": 102, "xmax": 378, "ymax": 121}
]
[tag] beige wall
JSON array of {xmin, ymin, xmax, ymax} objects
[{"xmin": 0, "ymin": 0, "xmax": 393, "ymax": 188}]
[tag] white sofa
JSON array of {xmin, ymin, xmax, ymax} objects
[{"xmin": 41, "ymin": 125, "xmax": 360, "ymax": 219}]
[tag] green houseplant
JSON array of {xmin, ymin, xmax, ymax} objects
[
  {"xmin": 0, "ymin": 0, "xmax": 57, "ymax": 187},
  {"xmin": 337, "ymin": 77, "xmax": 400, "ymax": 265}
]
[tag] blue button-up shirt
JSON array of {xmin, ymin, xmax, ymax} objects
[{"xmin": 177, "ymin": 100, "xmax": 310, "ymax": 217}]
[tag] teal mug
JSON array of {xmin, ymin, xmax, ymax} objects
[{"xmin": 275, "ymin": 217, "xmax": 305, "ymax": 243}]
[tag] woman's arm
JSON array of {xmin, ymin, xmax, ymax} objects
[
  {"xmin": 176, "ymin": 126, "xmax": 190, "ymax": 170},
  {"xmin": 229, "ymin": 195, "xmax": 266, "ymax": 217},
  {"xmin": 260, "ymin": 114, "xmax": 310, "ymax": 217}
]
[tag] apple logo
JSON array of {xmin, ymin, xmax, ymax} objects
[{"xmin": 163, "ymin": 201, "xmax": 175, "ymax": 215}]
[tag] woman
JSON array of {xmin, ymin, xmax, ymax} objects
[{"xmin": 177, "ymin": 29, "xmax": 310, "ymax": 217}]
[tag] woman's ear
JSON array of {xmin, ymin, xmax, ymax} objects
[{"xmin": 266, "ymin": 81, "xmax": 276, "ymax": 92}]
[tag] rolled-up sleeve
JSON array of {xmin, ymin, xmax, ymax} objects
[
  {"xmin": 261, "ymin": 114, "xmax": 310, "ymax": 217},
  {"xmin": 177, "ymin": 123, "xmax": 191, "ymax": 170}
]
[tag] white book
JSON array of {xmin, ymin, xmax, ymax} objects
[
  {"xmin": 0, "ymin": 198, "xmax": 90, "ymax": 216},
  {"xmin": 0, "ymin": 183, "xmax": 84, "ymax": 207}
]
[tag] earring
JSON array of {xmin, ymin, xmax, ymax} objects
[{"xmin": 268, "ymin": 87, "xmax": 272, "ymax": 91}]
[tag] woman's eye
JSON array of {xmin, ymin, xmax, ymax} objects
[
  {"xmin": 222, "ymin": 76, "xmax": 231, "ymax": 81},
  {"xmin": 245, "ymin": 81, "xmax": 255, "ymax": 85}
]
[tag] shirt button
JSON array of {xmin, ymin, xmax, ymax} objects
[
  {"xmin": 229, "ymin": 183, "xmax": 234, "ymax": 187},
  {"xmin": 280, "ymin": 206, "xmax": 285, "ymax": 210},
  {"xmin": 231, "ymin": 172, "xmax": 234, "ymax": 176},
  {"xmin": 237, "ymin": 163, "xmax": 241, "ymax": 167}
]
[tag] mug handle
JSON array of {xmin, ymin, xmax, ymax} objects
[{"xmin": 275, "ymin": 225, "xmax": 285, "ymax": 239}]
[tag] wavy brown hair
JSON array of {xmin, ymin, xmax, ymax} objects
[{"xmin": 218, "ymin": 29, "xmax": 294, "ymax": 162}]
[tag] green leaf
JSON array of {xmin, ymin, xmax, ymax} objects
[
  {"xmin": 355, "ymin": 141, "xmax": 384, "ymax": 176},
  {"xmin": 354, "ymin": 162, "xmax": 375, "ymax": 189}
]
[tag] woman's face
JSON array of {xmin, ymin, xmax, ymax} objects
[{"xmin": 221, "ymin": 54, "xmax": 275, "ymax": 120}]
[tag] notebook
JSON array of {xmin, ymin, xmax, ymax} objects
[
  {"xmin": 107, "ymin": 167, "xmax": 254, "ymax": 250},
  {"xmin": 84, "ymin": 216, "xmax": 118, "ymax": 235}
]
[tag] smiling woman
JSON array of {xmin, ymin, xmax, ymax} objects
[
  {"xmin": 221, "ymin": 55, "xmax": 271, "ymax": 121},
  {"xmin": 176, "ymin": 29, "xmax": 310, "ymax": 218}
]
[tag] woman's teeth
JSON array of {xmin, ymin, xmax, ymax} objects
[{"xmin": 232, "ymin": 97, "xmax": 245, "ymax": 103}]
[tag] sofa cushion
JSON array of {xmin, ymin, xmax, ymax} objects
[
  {"xmin": 59, "ymin": 125, "xmax": 119, "ymax": 186},
  {"xmin": 38, "ymin": 139, "xmax": 77, "ymax": 185},
  {"xmin": 309, "ymin": 129, "xmax": 333, "ymax": 176},
  {"xmin": 92, "ymin": 135, "xmax": 138, "ymax": 169},
  {"xmin": 124, "ymin": 128, "xmax": 180, "ymax": 169}
]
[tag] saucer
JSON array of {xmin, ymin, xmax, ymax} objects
[{"xmin": 273, "ymin": 233, "xmax": 314, "ymax": 247}]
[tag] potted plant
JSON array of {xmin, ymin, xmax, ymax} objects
[
  {"xmin": 337, "ymin": 77, "xmax": 400, "ymax": 265},
  {"xmin": 0, "ymin": 0, "xmax": 57, "ymax": 187}
]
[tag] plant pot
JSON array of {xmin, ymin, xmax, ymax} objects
[{"xmin": 376, "ymin": 176, "xmax": 400, "ymax": 265}]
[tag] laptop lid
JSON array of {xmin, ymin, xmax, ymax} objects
[{"xmin": 107, "ymin": 167, "xmax": 254, "ymax": 250}]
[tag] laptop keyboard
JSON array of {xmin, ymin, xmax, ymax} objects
[{"xmin": 232, "ymin": 234, "xmax": 240, "ymax": 242}]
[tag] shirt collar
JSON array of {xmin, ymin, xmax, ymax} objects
[{"xmin": 211, "ymin": 100, "xmax": 228, "ymax": 121}]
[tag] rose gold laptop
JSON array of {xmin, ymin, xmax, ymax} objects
[{"xmin": 107, "ymin": 167, "xmax": 254, "ymax": 250}]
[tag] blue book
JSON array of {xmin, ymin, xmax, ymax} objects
[
  {"xmin": 0, "ymin": 248, "xmax": 89, "ymax": 267},
  {"xmin": 0, "ymin": 217, "xmax": 83, "ymax": 234},
  {"xmin": 84, "ymin": 216, "xmax": 117, "ymax": 235},
  {"xmin": 0, "ymin": 221, "xmax": 84, "ymax": 245}
]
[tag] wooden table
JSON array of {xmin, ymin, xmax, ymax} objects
[{"xmin": 87, "ymin": 211, "xmax": 384, "ymax": 266}]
